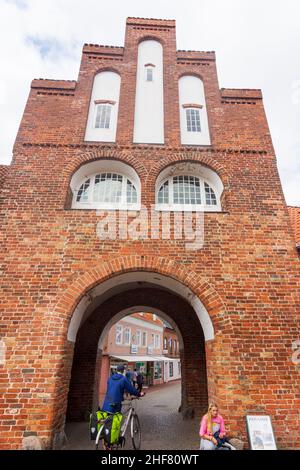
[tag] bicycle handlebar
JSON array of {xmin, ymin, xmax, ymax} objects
[{"xmin": 121, "ymin": 394, "xmax": 145, "ymax": 404}]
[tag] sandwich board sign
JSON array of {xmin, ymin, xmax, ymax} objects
[{"xmin": 246, "ymin": 415, "xmax": 277, "ymax": 450}]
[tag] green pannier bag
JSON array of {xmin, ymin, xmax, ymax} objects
[
  {"xmin": 103, "ymin": 412, "xmax": 123, "ymax": 446},
  {"xmin": 89, "ymin": 410, "xmax": 108, "ymax": 440}
]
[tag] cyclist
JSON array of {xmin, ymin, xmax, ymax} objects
[{"xmin": 101, "ymin": 364, "xmax": 144, "ymax": 413}]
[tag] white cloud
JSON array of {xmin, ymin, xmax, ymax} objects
[{"xmin": 0, "ymin": 0, "xmax": 299, "ymax": 205}]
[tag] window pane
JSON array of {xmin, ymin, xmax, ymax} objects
[
  {"xmin": 76, "ymin": 178, "xmax": 90, "ymax": 202},
  {"xmin": 158, "ymin": 180, "xmax": 169, "ymax": 204},
  {"xmin": 115, "ymin": 325, "xmax": 122, "ymax": 345},
  {"xmin": 186, "ymin": 108, "xmax": 201, "ymax": 132},
  {"xmin": 126, "ymin": 180, "xmax": 138, "ymax": 204},
  {"xmin": 173, "ymin": 176, "xmax": 201, "ymax": 205},
  {"xmin": 93, "ymin": 173, "xmax": 122, "ymax": 203},
  {"xmin": 95, "ymin": 104, "xmax": 112, "ymax": 129},
  {"xmin": 204, "ymin": 182, "xmax": 217, "ymax": 205},
  {"xmin": 124, "ymin": 328, "xmax": 130, "ymax": 345},
  {"xmin": 146, "ymin": 68, "xmax": 153, "ymax": 81}
]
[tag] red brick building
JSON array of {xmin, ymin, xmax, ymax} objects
[
  {"xmin": 288, "ymin": 206, "xmax": 300, "ymax": 255},
  {"xmin": 0, "ymin": 17, "xmax": 299, "ymax": 449},
  {"xmin": 98, "ymin": 312, "xmax": 167, "ymax": 403}
]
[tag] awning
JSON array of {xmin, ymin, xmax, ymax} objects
[
  {"xmin": 111, "ymin": 355, "xmax": 178, "ymax": 363},
  {"xmin": 152, "ymin": 355, "xmax": 178, "ymax": 362}
]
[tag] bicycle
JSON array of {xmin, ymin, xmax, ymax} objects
[{"xmin": 95, "ymin": 396, "xmax": 142, "ymax": 450}]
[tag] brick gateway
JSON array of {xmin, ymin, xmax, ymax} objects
[{"xmin": 0, "ymin": 17, "xmax": 299, "ymax": 449}]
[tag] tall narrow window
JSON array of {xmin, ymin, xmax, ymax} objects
[
  {"xmin": 115, "ymin": 325, "xmax": 122, "ymax": 345},
  {"xmin": 154, "ymin": 334, "xmax": 160, "ymax": 349},
  {"xmin": 186, "ymin": 108, "xmax": 201, "ymax": 132},
  {"xmin": 95, "ymin": 104, "xmax": 112, "ymax": 129},
  {"xmin": 124, "ymin": 328, "xmax": 131, "ymax": 345},
  {"xmin": 146, "ymin": 67, "xmax": 153, "ymax": 82},
  {"xmin": 136, "ymin": 330, "xmax": 141, "ymax": 346}
]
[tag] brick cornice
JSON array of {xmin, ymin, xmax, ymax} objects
[{"xmin": 19, "ymin": 142, "xmax": 269, "ymax": 155}]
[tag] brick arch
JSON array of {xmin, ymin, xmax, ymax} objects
[
  {"xmin": 145, "ymin": 153, "xmax": 229, "ymax": 193},
  {"xmin": 137, "ymin": 35, "xmax": 166, "ymax": 47},
  {"xmin": 67, "ymin": 287, "xmax": 208, "ymax": 421},
  {"xmin": 62, "ymin": 149, "xmax": 148, "ymax": 191},
  {"xmin": 178, "ymin": 71, "xmax": 205, "ymax": 81},
  {"xmin": 53, "ymin": 255, "xmax": 228, "ymax": 334},
  {"xmin": 93, "ymin": 67, "xmax": 122, "ymax": 78}
]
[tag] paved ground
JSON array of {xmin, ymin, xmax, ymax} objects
[{"xmin": 63, "ymin": 381, "xmax": 200, "ymax": 450}]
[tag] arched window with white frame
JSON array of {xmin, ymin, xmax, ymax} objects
[
  {"xmin": 133, "ymin": 40, "xmax": 164, "ymax": 144},
  {"xmin": 156, "ymin": 162, "xmax": 223, "ymax": 212},
  {"xmin": 85, "ymin": 71, "xmax": 121, "ymax": 142},
  {"xmin": 70, "ymin": 160, "xmax": 141, "ymax": 210},
  {"xmin": 179, "ymin": 75, "xmax": 210, "ymax": 145}
]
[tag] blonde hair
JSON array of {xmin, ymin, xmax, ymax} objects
[{"xmin": 206, "ymin": 403, "xmax": 218, "ymax": 434}]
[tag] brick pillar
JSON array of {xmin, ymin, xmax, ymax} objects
[{"xmin": 98, "ymin": 354, "xmax": 110, "ymax": 407}]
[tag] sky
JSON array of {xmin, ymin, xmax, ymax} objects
[{"xmin": 0, "ymin": 0, "xmax": 299, "ymax": 206}]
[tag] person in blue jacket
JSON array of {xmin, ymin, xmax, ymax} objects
[{"xmin": 101, "ymin": 364, "xmax": 144, "ymax": 413}]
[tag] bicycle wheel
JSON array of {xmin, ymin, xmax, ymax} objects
[{"xmin": 130, "ymin": 413, "xmax": 141, "ymax": 450}]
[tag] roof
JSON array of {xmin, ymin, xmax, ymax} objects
[
  {"xmin": 287, "ymin": 206, "xmax": 300, "ymax": 246},
  {"xmin": 131, "ymin": 312, "xmax": 163, "ymax": 326}
]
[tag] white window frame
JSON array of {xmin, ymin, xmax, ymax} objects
[
  {"xmin": 169, "ymin": 362, "xmax": 174, "ymax": 377},
  {"xmin": 94, "ymin": 103, "xmax": 113, "ymax": 129},
  {"xmin": 124, "ymin": 327, "xmax": 131, "ymax": 346},
  {"xmin": 156, "ymin": 173, "xmax": 221, "ymax": 212},
  {"xmin": 115, "ymin": 325, "xmax": 123, "ymax": 345},
  {"xmin": 154, "ymin": 334, "xmax": 160, "ymax": 350},
  {"xmin": 74, "ymin": 173, "xmax": 139, "ymax": 210},
  {"xmin": 136, "ymin": 330, "xmax": 142, "ymax": 347},
  {"xmin": 186, "ymin": 107, "xmax": 201, "ymax": 133},
  {"xmin": 144, "ymin": 65, "xmax": 155, "ymax": 82},
  {"xmin": 71, "ymin": 160, "xmax": 141, "ymax": 211},
  {"xmin": 142, "ymin": 332, "xmax": 147, "ymax": 347}
]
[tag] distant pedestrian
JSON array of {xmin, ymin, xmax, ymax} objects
[
  {"xmin": 132, "ymin": 369, "xmax": 138, "ymax": 389},
  {"xmin": 136, "ymin": 371, "xmax": 144, "ymax": 393}
]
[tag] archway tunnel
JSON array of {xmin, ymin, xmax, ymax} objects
[{"xmin": 65, "ymin": 272, "xmax": 212, "ymax": 429}]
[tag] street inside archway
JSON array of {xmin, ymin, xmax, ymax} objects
[{"xmin": 63, "ymin": 381, "xmax": 200, "ymax": 450}]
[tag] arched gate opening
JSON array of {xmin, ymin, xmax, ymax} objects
[{"xmin": 63, "ymin": 271, "xmax": 215, "ymax": 448}]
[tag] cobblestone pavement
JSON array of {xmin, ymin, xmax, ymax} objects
[{"xmin": 63, "ymin": 381, "xmax": 200, "ymax": 450}]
